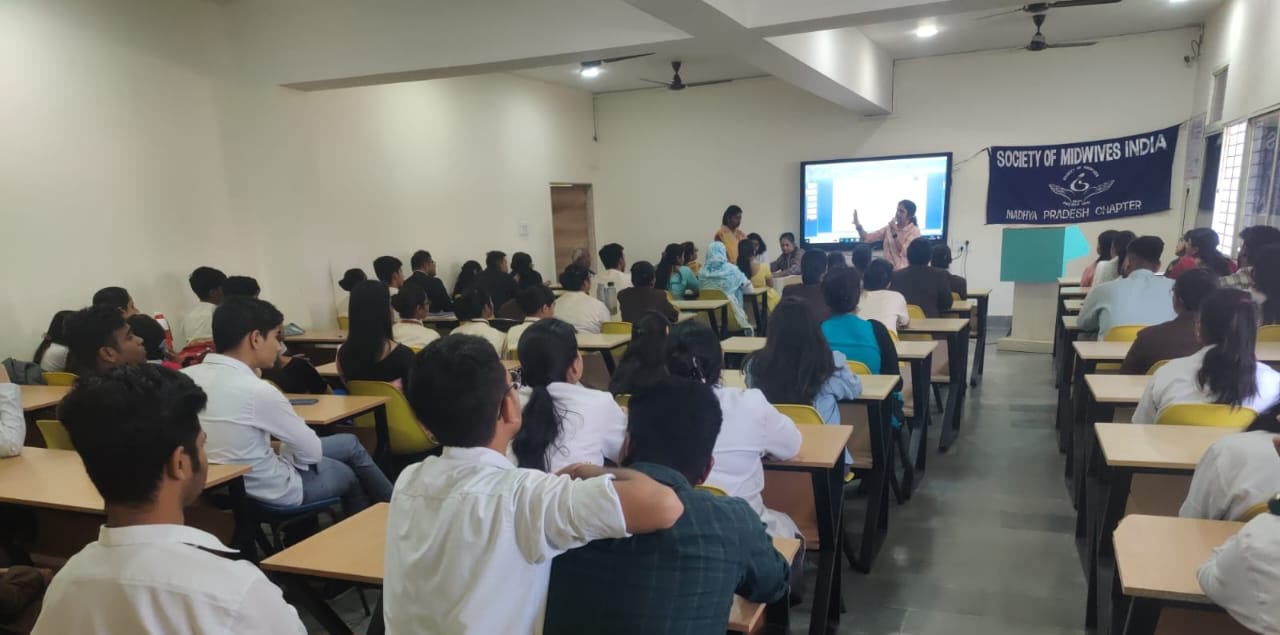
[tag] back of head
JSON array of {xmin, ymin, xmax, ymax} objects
[
  {"xmin": 511, "ymin": 252, "xmax": 533, "ymax": 275},
  {"xmin": 749, "ymin": 298, "xmax": 835, "ymax": 404},
  {"xmin": 559, "ymin": 263, "xmax": 591, "ymax": 292},
  {"xmin": 826, "ymin": 252, "xmax": 846, "ymax": 271},
  {"xmin": 630, "ymin": 260, "xmax": 656, "ymax": 287},
  {"xmin": 1197, "ymin": 288, "xmax": 1260, "ymax": 408},
  {"xmin": 513, "ymin": 319, "xmax": 579, "ymax": 470},
  {"xmin": 340, "ymin": 281, "xmax": 393, "ymax": 375},
  {"xmin": 92, "ymin": 287, "xmax": 131, "ymax": 313},
  {"xmin": 407, "ymin": 335, "xmax": 509, "ymax": 447},
  {"xmin": 59, "ymin": 365, "xmax": 207, "ymax": 506},
  {"xmin": 1125, "ymin": 236, "xmax": 1164, "ymax": 271},
  {"xmin": 664, "ymin": 321, "xmax": 723, "ymax": 384},
  {"xmin": 598, "ymin": 243, "xmax": 624, "ymax": 271},
  {"xmin": 223, "ymin": 275, "xmax": 260, "ymax": 299},
  {"xmin": 906, "ymin": 238, "xmax": 933, "ymax": 266},
  {"xmin": 681, "ymin": 241, "xmax": 698, "ymax": 262},
  {"xmin": 453, "ymin": 288, "xmax": 491, "ymax": 321},
  {"xmin": 657, "ymin": 243, "xmax": 683, "ymax": 284},
  {"xmin": 1188, "ymin": 228, "xmax": 1232, "ymax": 275},
  {"xmin": 485, "ymin": 250, "xmax": 506, "ymax": 270},
  {"xmin": 862, "ymin": 259, "xmax": 894, "ymax": 291},
  {"xmin": 748, "ymin": 233, "xmax": 766, "ymax": 255},
  {"xmin": 1173, "ymin": 268, "xmax": 1219, "ymax": 313},
  {"xmin": 64, "ymin": 305, "xmax": 126, "ymax": 374},
  {"xmin": 339, "ymin": 268, "xmax": 367, "ymax": 292},
  {"xmin": 34, "ymin": 309, "xmax": 75, "ymax": 363},
  {"xmin": 392, "ymin": 284, "xmax": 428, "ymax": 319},
  {"xmin": 188, "ymin": 267, "xmax": 227, "ymax": 302},
  {"xmin": 850, "ymin": 244, "xmax": 872, "ymax": 271},
  {"xmin": 930, "ymin": 244, "xmax": 953, "ymax": 269},
  {"xmin": 801, "ymin": 249, "xmax": 828, "ymax": 285},
  {"xmin": 373, "ymin": 256, "xmax": 402, "ymax": 284},
  {"xmin": 625, "ymin": 377, "xmax": 722, "ymax": 484},
  {"xmin": 212, "ymin": 296, "xmax": 284, "ymax": 354},
  {"xmin": 411, "ymin": 250, "xmax": 432, "ymax": 271},
  {"xmin": 822, "ymin": 267, "xmax": 862, "ymax": 315},
  {"xmin": 127, "ymin": 314, "xmax": 168, "ymax": 361},
  {"xmin": 736, "ymin": 238, "xmax": 755, "ymax": 277},
  {"xmin": 1253, "ymin": 244, "xmax": 1280, "ymax": 325},
  {"xmin": 1241, "ymin": 225, "xmax": 1280, "ymax": 264},
  {"xmin": 610, "ymin": 311, "xmax": 670, "ymax": 395},
  {"xmin": 1096, "ymin": 229, "xmax": 1119, "ymax": 262},
  {"xmin": 516, "ymin": 285, "xmax": 555, "ymax": 317},
  {"xmin": 1113, "ymin": 231, "xmax": 1137, "ymax": 262}
]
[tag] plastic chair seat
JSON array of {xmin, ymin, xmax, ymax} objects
[
  {"xmin": 1259, "ymin": 325, "xmax": 1280, "ymax": 342},
  {"xmin": 36, "ymin": 420, "xmax": 73, "ymax": 450},
  {"xmin": 42, "ymin": 372, "xmax": 77, "ymax": 387},
  {"xmin": 1155, "ymin": 403, "xmax": 1257, "ymax": 428}
]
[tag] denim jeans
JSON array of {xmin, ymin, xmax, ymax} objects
[{"xmin": 298, "ymin": 434, "xmax": 393, "ymax": 514}]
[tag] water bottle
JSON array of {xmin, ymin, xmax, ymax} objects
[{"xmin": 599, "ymin": 282, "xmax": 618, "ymax": 314}]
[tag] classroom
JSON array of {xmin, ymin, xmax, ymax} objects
[{"xmin": 2, "ymin": 0, "xmax": 1279, "ymax": 633}]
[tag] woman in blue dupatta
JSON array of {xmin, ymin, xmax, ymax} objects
[{"xmin": 697, "ymin": 241, "xmax": 753, "ymax": 330}]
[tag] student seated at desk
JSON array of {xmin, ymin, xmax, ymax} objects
[
  {"xmin": 475, "ymin": 250, "xmax": 519, "ymax": 311},
  {"xmin": 1222, "ymin": 226, "xmax": 1280, "ymax": 292},
  {"xmin": 1134, "ymin": 289, "xmax": 1280, "ymax": 423},
  {"xmin": 63, "ymin": 305, "xmax": 146, "ymax": 375},
  {"xmin": 594, "ymin": 243, "xmax": 632, "ymax": 298},
  {"xmin": 222, "ymin": 275, "xmax": 259, "ymax": 298},
  {"xmin": 821, "ymin": 268, "xmax": 900, "ymax": 377},
  {"xmin": 373, "ymin": 255, "xmax": 405, "ymax": 290},
  {"xmin": 609, "ymin": 311, "xmax": 670, "ymax": 396},
  {"xmin": 1079, "ymin": 236, "xmax": 1176, "ymax": 338},
  {"xmin": 338, "ymin": 281, "xmax": 414, "ymax": 388},
  {"xmin": 0, "ymin": 366, "xmax": 23, "ymax": 458},
  {"xmin": 90, "ymin": 286, "xmax": 139, "ymax": 318},
  {"xmin": 1092, "ymin": 230, "xmax": 1135, "ymax": 288},
  {"xmin": 737, "ymin": 239, "xmax": 780, "ymax": 312},
  {"xmin": 746, "ymin": 298, "xmax": 861, "ymax": 425},
  {"xmin": 850, "ymin": 244, "xmax": 872, "ymax": 274},
  {"xmin": 782, "ymin": 249, "xmax": 830, "ymax": 322},
  {"xmin": 178, "ymin": 267, "xmax": 225, "ymax": 347},
  {"xmin": 335, "ymin": 268, "xmax": 365, "ymax": 321},
  {"xmin": 451, "ymin": 259, "xmax": 482, "ymax": 300},
  {"xmin": 931, "ymin": 244, "xmax": 966, "ymax": 299},
  {"xmin": 666, "ymin": 321, "xmax": 802, "ymax": 538},
  {"xmin": 32, "ymin": 310, "xmax": 72, "ymax": 373},
  {"xmin": 452, "ymin": 288, "xmax": 508, "ymax": 355},
  {"xmin": 185, "ymin": 297, "xmax": 391, "ymax": 513},
  {"xmin": 1121, "ymin": 268, "xmax": 1218, "ymax": 374},
  {"xmin": 389, "ymin": 285, "xmax": 440, "ymax": 351},
  {"xmin": 543, "ymin": 377, "xmax": 791, "ymax": 635},
  {"xmin": 34, "ymin": 365, "xmax": 306, "ymax": 634},
  {"xmin": 404, "ymin": 250, "xmax": 453, "ymax": 313},
  {"xmin": 1181, "ymin": 404, "xmax": 1280, "ymax": 521},
  {"xmin": 511, "ymin": 319, "xmax": 626, "ymax": 473},
  {"xmin": 656, "ymin": 243, "xmax": 699, "ymax": 300},
  {"xmin": 890, "ymin": 238, "xmax": 952, "ymax": 317},
  {"xmin": 770, "ymin": 232, "xmax": 804, "ymax": 277},
  {"xmin": 682, "ymin": 241, "xmax": 702, "ymax": 276},
  {"xmin": 554, "ymin": 264, "xmax": 611, "ymax": 334},
  {"xmin": 511, "ymin": 251, "xmax": 544, "ymax": 290},
  {"xmin": 1081, "ymin": 230, "xmax": 1118, "ymax": 288},
  {"xmin": 698, "ymin": 242, "xmax": 754, "ymax": 333},
  {"xmin": 617, "ymin": 261, "xmax": 677, "ymax": 324},
  {"xmin": 128, "ymin": 314, "xmax": 179, "ymax": 371},
  {"xmin": 385, "ymin": 335, "xmax": 683, "ymax": 634},
  {"xmin": 857, "ymin": 259, "xmax": 910, "ymax": 335},
  {"xmin": 506, "ymin": 285, "xmax": 556, "ymax": 358}
]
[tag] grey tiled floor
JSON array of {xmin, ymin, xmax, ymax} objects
[{"xmin": 304, "ymin": 337, "xmax": 1087, "ymax": 634}]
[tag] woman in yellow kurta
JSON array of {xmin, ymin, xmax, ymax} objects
[
  {"xmin": 714, "ymin": 204, "xmax": 746, "ymax": 263},
  {"xmin": 737, "ymin": 239, "xmax": 780, "ymax": 314}
]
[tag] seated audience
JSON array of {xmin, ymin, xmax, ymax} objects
[
  {"xmin": 746, "ymin": 298, "xmax": 861, "ymax": 424},
  {"xmin": 931, "ymin": 244, "xmax": 966, "ymax": 299},
  {"xmin": 0, "ymin": 564, "xmax": 46, "ymax": 634},
  {"xmin": 91, "ymin": 286, "xmax": 139, "ymax": 318},
  {"xmin": 510, "ymin": 251, "xmax": 544, "ymax": 290},
  {"xmin": 681, "ymin": 241, "xmax": 701, "ymax": 275},
  {"xmin": 222, "ymin": 275, "xmax": 260, "ymax": 298},
  {"xmin": 543, "ymin": 377, "xmax": 790, "ymax": 634},
  {"xmin": 404, "ymin": 250, "xmax": 453, "ymax": 313},
  {"xmin": 384, "ymin": 335, "xmax": 683, "ymax": 633},
  {"xmin": 782, "ymin": 249, "xmax": 830, "ymax": 322},
  {"xmin": 1082, "ymin": 230, "xmax": 1118, "ymax": 288},
  {"xmin": 1092, "ymin": 230, "xmax": 1135, "ymax": 287},
  {"xmin": 608, "ymin": 311, "xmax": 670, "ymax": 396},
  {"xmin": 475, "ymin": 250, "xmax": 518, "ymax": 310},
  {"xmin": 1134, "ymin": 288, "xmax": 1280, "ymax": 423},
  {"xmin": 338, "ymin": 281, "xmax": 414, "ymax": 388},
  {"xmin": 373, "ymin": 255, "xmax": 405, "ymax": 289},
  {"xmin": 656, "ymin": 243, "xmax": 700, "ymax": 299},
  {"xmin": 1180, "ymin": 405, "xmax": 1280, "ymax": 521},
  {"xmin": 594, "ymin": 243, "xmax": 631, "ymax": 297},
  {"xmin": 697, "ymin": 242, "xmax": 753, "ymax": 332},
  {"xmin": 1120, "ymin": 268, "xmax": 1218, "ymax": 374},
  {"xmin": 850, "ymin": 244, "xmax": 872, "ymax": 274},
  {"xmin": 336, "ymin": 268, "xmax": 366, "ymax": 319},
  {"xmin": 748, "ymin": 232, "xmax": 768, "ymax": 268},
  {"xmin": 452, "ymin": 288, "xmax": 508, "ymax": 354},
  {"xmin": 1164, "ymin": 230, "xmax": 1195, "ymax": 278},
  {"xmin": 185, "ymin": 297, "xmax": 391, "ymax": 512},
  {"xmin": 857, "ymin": 259, "xmax": 910, "ymax": 334},
  {"xmin": 1254, "ymin": 244, "xmax": 1280, "ymax": 325},
  {"xmin": 827, "ymin": 251, "xmax": 847, "ymax": 271},
  {"xmin": 0, "ymin": 366, "xmax": 23, "ymax": 457},
  {"xmin": 1198, "ymin": 460, "xmax": 1280, "ymax": 635},
  {"xmin": 179, "ymin": 267, "xmax": 226, "ymax": 346},
  {"xmin": 1170, "ymin": 227, "xmax": 1236, "ymax": 278},
  {"xmin": 128, "ymin": 314, "xmax": 178, "ymax": 370},
  {"xmin": 737, "ymin": 238, "xmax": 780, "ymax": 311},
  {"xmin": 618, "ymin": 261, "xmax": 677, "ymax": 323},
  {"xmin": 569, "ymin": 247, "xmax": 594, "ymax": 272},
  {"xmin": 451, "ymin": 260, "xmax": 482, "ymax": 299},
  {"xmin": 554, "ymin": 264, "xmax": 611, "ymax": 334},
  {"xmin": 32, "ymin": 310, "xmax": 73, "ymax": 372},
  {"xmin": 63, "ymin": 305, "xmax": 146, "ymax": 374},
  {"xmin": 34, "ymin": 365, "xmax": 306, "ymax": 634},
  {"xmin": 1078, "ymin": 236, "xmax": 1176, "ymax": 338},
  {"xmin": 511, "ymin": 319, "xmax": 626, "ymax": 473},
  {"xmin": 770, "ymin": 232, "xmax": 804, "ymax": 276},
  {"xmin": 506, "ymin": 285, "xmax": 556, "ymax": 357},
  {"xmin": 390, "ymin": 285, "xmax": 440, "ymax": 350},
  {"xmin": 890, "ymin": 238, "xmax": 953, "ymax": 317},
  {"xmin": 1222, "ymin": 225, "xmax": 1280, "ymax": 291},
  {"xmin": 665, "ymin": 321, "xmax": 801, "ymax": 537},
  {"xmin": 821, "ymin": 268, "xmax": 900, "ymax": 376}
]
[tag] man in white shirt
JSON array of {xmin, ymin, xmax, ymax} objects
[
  {"xmin": 506, "ymin": 285, "xmax": 556, "ymax": 357},
  {"xmin": 178, "ymin": 266, "xmax": 226, "ymax": 348},
  {"xmin": 554, "ymin": 263, "xmax": 612, "ymax": 334},
  {"xmin": 1078, "ymin": 236, "xmax": 1176, "ymax": 338},
  {"xmin": 33, "ymin": 365, "xmax": 306, "ymax": 634},
  {"xmin": 1181, "ymin": 430, "xmax": 1280, "ymax": 521},
  {"xmin": 182, "ymin": 297, "xmax": 391, "ymax": 512},
  {"xmin": 593, "ymin": 242, "xmax": 632, "ymax": 298},
  {"xmin": 857, "ymin": 258, "xmax": 910, "ymax": 334},
  {"xmin": 450, "ymin": 288, "xmax": 508, "ymax": 355},
  {"xmin": 0, "ymin": 366, "xmax": 24, "ymax": 458},
  {"xmin": 385, "ymin": 334, "xmax": 685, "ymax": 635}
]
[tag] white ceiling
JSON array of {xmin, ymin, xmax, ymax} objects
[
  {"xmin": 513, "ymin": 55, "xmax": 765, "ymax": 94},
  {"xmin": 860, "ymin": 0, "xmax": 1222, "ymax": 60}
]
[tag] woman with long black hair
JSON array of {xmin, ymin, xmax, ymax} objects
[
  {"xmin": 338, "ymin": 280, "xmax": 414, "ymax": 389},
  {"xmin": 1171, "ymin": 227, "xmax": 1236, "ymax": 278},
  {"xmin": 744, "ymin": 298, "xmax": 860, "ymax": 423},
  {"xmin": 657, "ymin": 243, "xmax": 699, "ymax": 299},
  {"xmin": 510, "ymin": 252, "xmax": 543, "ymax": 289},
  {"xmin": 451, "ymin": 260, "xmax": 482, "ymax": 299},
  {"xmin": 608, "ymin": 311, "xmax": 670, "ymax": 396},
  {"xmin": 1134, "ymin": 288, "xmax": 1280, "ymax": 423},
  {"xmin": 511, "ymin": 319, "xmax": 625, "ymax": 472},
  {"xmin": 1082, "ymin": 230, "xmax": 1118, "ymax": 287},
  {"xmin": 33, "ymin": 310, "xmax": 73, "ymax": 372}
]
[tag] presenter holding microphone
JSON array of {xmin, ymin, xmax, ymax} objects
[{"xmin": 854, "ymin": 199, "xmax": 921, "ymax": 271}]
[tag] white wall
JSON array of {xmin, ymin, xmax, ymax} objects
[
  {"xmin": 1195, "ymin": 0, "xmax": 1280, "ymax": 125},
  {"xmin": 592, "ymin": 29, "xmax": 1200, "ymax": 314}
]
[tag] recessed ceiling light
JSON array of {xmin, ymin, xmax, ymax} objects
[
  {"xmin": 915, "ymin": 24, "xmax": 939, "ymax": 38},
  {"xmin": 579, "ymin": 63, "xmax": 601, "ymax": 78}
]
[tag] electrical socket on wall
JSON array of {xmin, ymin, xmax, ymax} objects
[{"xmin": 517, "ymin": 220, "xmax": 529, "ymax": 237}]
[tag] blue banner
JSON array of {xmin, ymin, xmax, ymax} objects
[{"xmin": 986, "ymin": 124, "xmax": 1180, "ymax": 225}]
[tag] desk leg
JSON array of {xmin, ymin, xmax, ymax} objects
[
  {"xmin": 1067, "ymin": 359, "xmax": 1093, "ymax": 503},
  {"xmin": 852, "ymin": 401, "xmax": 889, "ymax": 574},
  {"xmin": 281, "ymin": 575, "xmax": 354, "ymax": 635},
  {"xmin": 373, "ymin": 405, "xmax": 391, "ymax": 476},
  {"xmin": 970, "ymin": 296, "xmax": 988, "ymax": 387},
  {"xmin": 600, "ymin": 349, "xmax": 617, "ymax": 374},
  {"xmin": 809, "ymin": 450, "xmax": 848, "ymax": 634},
  {"xmin": 1056, "ymin": 336, "xmax": 1079, "ymax": 454},
  {"xmin": 368, "ymin": 595, "xmax": 385, "ymax": 635},
  {"xmin": 1088, "ymin": 464, "xmax": 1133, "ymax": 631},
  {"xmin": 705, "ymin": 309, "xmax": 721, "ymax": 338},
  {"xmin": 720, "ymin": 306, "xmax": 729, "ymax": 338},
  {"xmin": 759, "ymin": 292, "xmax": 769, "ymax": 336},
  {"xmin": 1122, "ymin": 598, "xmax": 1161, "ymax": 635},
  {"xmin": 911, "ymin": 355, "xmax": 932, "ymax": 474},
  {"xmin": 938, "ymin": 329, "xmax": 969, "ymax": 452},
  {"xmin": 227, "ymin": 476, "xmax": 256, "ymax": 561}
]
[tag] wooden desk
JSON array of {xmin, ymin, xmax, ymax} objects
[
  {"xmin": 423, "ymin": 313, "xmax": 459, "ymax": 326},
  {"xmin": 676, "ymin": 312, "xmax": 697, "ymax": 323},
  {"xmin": 901, "ymin": 318, "xmax": 970, "ymax": 452},
  {"xmin": 946, "ymin": 299, "xmax": 975, "ymax": 315},
  {"xmin": 1096, "ymin": 423, "xmax": 1233, "ymax": 471},
  {"xmin": 1061, "ymin": 286, "xmax": 1091, "ymax": 298},
  {"xmin": 576, "ymin": 333, "xmax": 631, "ymax": 373},
  {"xmin": 291, "ymin": 394, "xmax": 392, "ymax": 471},
  {"xmin": 1064, "ymin": 299, "xmax": 1084, "ymax": 314},
  {"xmin": 1059, "ymin": 276, "xmax": 1082, "ymax": 287},
  {"xmin": 262, "ymin": 503, "xmax": 805, "ymax": 635},
  {"xmin": 671, "ymin": 299, "xmax": 730, "ymax": 338},
  {"xmin": 285, "ymin": 329, "xmax": 347, "ymax": 344},
  {"xmin": 720, "ymin": 371, "xmax": 899, "ymax": 405},
  {"xmin": 1085, "ymin": 374, "xmax": 1148, "ymax": 406},
  {"xmin": 21, "ymin": 386, "xmax": 70, "ymax": 412},
  {"xmin": 1113, "ymin": 515, "xmax": 1242, "ymax": 635},
  {"xmin": 316, "ymin": 359, "xmax": 519, "ymax": 380},
  {"xmin": 894, "ymin": 339, "xmax": 939, "ymax": 481},
  {"xmin": 966, "ymin": 288, "xmax": 991, "ymax": 387},
  {"xmin": 721, "ymin": 336, "xmax": 764, "ymax": 356},
  {"xmin": 1063, "ymin": 316, "xmax": 1080, "ymax": 331},
  {"xmin": 894, "ymin": 340, "xmax": 939, "ymax": 360}
]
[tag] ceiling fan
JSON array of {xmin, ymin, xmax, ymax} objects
[
  {"xmin": 979, "ymin": 0, "xmax": 1120, "ymax": 21},
  {"xmin": 640, "ymin": 61, "xmax": 733, "ymax": 91},
  {"xmin": 578, "ymin": 53, "xmax": 654, "ymax": 77},
  {"xmin": 1024, "ymin": 13, "xmax": 1096, "ymax": 51}
]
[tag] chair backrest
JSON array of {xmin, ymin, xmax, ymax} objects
[
  {"xmin": 906, "ymin": 305, "xmax": 926, "ymax": 321},
  {"xmin": 774, "ymin": 404, "xmax": 824, "ymax": 426},
  {"xmin": 901, "ymin": 305, "xmax": 933, "ymax": 341},
  {"xmin": 1155, "ymin": 403, "xmax": 1257, "ymax": 428},
  {"xmin": 1238, "ymin": 501, "xmax": 1270, "ymax": 523},
  {"xmin": 614, "ymin": 394, "xmax": 630, "ymax": 408},
  {"xmin": 951, "ymin": 292, "xmax": 962, "ymax": 302},
  {"xmin": 887, "ymin": 329, "xmax": 900, "ymax": 343},
  {"xmin": 846, "ymin": 360, "xmax": 873, "ymax": 375},
  {"xmin": 1259, "ymin": 324, "xmax": 1280, "ymax": 342},
  {"xmin": 601, "ymin": 321, "xmax": 632, "ymax": 336},
  {"xmin": 336, "ymin": 316, "xmax": 350, "ymax": 330},
  {"xmin": 697, "ymin": 288, "xmax": 748, "ymax": 332},
  {"xmin": 42, "ymin": 372, "xmax": 78, "ymax": 387},
  {"xmin": 1104, "ymin": 324, "xmax": 1146, "ymax": 342},
  {"xmin": 37, "ymin": 419, "xmax": 73, "ymax": 450},
  {"xmin": 1146, "ymin": 359, "xmax": 1169, "ymax": 375},
  {"xmin": 345, "ymin": 381, "xmax": 439, "ymax": 455},
  {"xmin": 695, "ymin": 484, "xmax": 728, "ymax": 496}
]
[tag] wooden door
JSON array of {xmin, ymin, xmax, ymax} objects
[{"xmin": 550, "ymin": 184, "xmax": 594, "ymax": 275}]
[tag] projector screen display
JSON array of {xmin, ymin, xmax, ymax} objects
[{"xmin": 802, "ymin": 153, "xmax": 952, "ymax": 247}]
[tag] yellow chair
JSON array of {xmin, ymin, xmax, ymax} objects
[
  {"xmin": 345, "ymin": 381, "xmax": 438, "ymax": 456},
  {"xmin": 901, "ymin": 305, "xmax": 931, "ymax": 342},
  {"xmin": 697, "ymin": 289, "xmax": 750, "ymax": 334},
  {"xmin": 1238, "ymin": 501, "xmax": 1270, "ymax": 523},
  {"xmin": 337, "ymin": 316, "xmax": 350, "ymax": 330},
  {"xmin": 906, "ymin": 305, "xmax": 926, "ymax": 321},
  {"xmin": 951, "ymin": 292, "xmax": 962, "ymax": 303},
  {"xmin": 1259, "ymin": 325, "xmax": 1280, "ymax": 342},
  {"xmin": 1155, "ymin": 403, "xmax": 1257, "ymax": 428},
  {"xmin": 695, "ymin": 484, "xmax": 728, "ymax": 496},
  {"xmin": 774, "ymin": 404, "xmax": 825, "ymax": 426},
  {"xmin": 846, "ymin": 360, "xmax": 873, "ymax": 375},
  {"xmin": 614, "ymin": 394, "xmax": 630, "ymax": 408},
  {"xmin": 1146, "ymin": 359, "xmax": 1169, "ymax": 375},
  {"xmin": 601, "ymin": 320, "xmax": 632, "ymax": 357},
  {"xmin": 37, "ymin": 420, "xmax": 73, "ymax": 450},
  {"xmin": 1097, "ymin": 324, "xmax": 1146, "ymax": 372},
  {"xmin": 42, "ymin": 372, "xmax": 78, "ymax": 387}
]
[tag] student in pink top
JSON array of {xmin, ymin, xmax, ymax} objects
[{"xmin": 854, "ymin": 200, "xmax": 922, "ymax": 270}]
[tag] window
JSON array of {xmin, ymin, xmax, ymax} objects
[
  {"xmin": 1210, "ymin": 121, "xmax": 1246, "ymax": 254},
  {"xmin": 1210, "ymin": 66, "xmax": 1229, "ymax": 124},
  {"xmin": 1242, "ymin": 110, "xmax": 1279, "ymax": 227}
]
